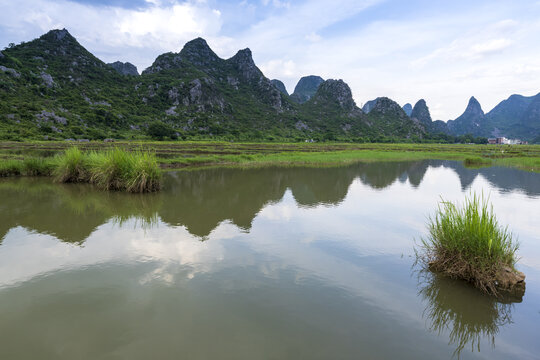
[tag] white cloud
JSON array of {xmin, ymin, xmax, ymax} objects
[
  {"xmin": 305, "ymin": 32, "xmax": 321, "ymax": 42},
  {"xmin": 0, "ymin": 0, "xmax": 224, "ymax": 71},
  {"xmin": 258, "ymin": 58, "xmax": 297, "ymax": 83},
  {"xmin": 261, "ymin": 0, "xmax": 290, "ymax": 8}
]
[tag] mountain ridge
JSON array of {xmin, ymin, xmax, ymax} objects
[{"xmin": 0, "ymin": 28, "xmax": 537, "ymax": 142}]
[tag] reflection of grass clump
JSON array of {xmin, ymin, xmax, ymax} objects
[
  {"xmin": 463, "ymin": 157, "xmax": 492, "ymax": 168},
  {"xmin": 418, "ymin": 193, "xmax": 521, "ymax": 295},
  {"xmin": 54, "ymin": 147, "xmax": 161, "ymax": 193},
  {"xmin": 419, "ymin": 272, "xmax": 515, "ymax": 358}
]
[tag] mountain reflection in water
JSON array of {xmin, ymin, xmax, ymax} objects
[{"xmin": 0, "ymin": 160, "xmax": 539, "ymax": 244}]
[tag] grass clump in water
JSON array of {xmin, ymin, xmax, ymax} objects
[
  {"xmin": 0, "ymin": 160, "xmax": 23, "ymax": 177},
  {"xmin": 54, "ymin": 147, "xmax": 90, "ymax": 183},
  {"xmin": 0, "ymin": 158, "xmax": 55, "ymax": 177},
  {"xmin": 22, "ymin": 157, "xmax": 55, "ymax": 176},
  {"xmin": 90, "ymin": 149, "xmax": 161, "ymax": 193},
  {"xmin": 126, "ymin": 151, "xmax": 161, "ymax": 193},
  {"xmin": 54, "ymin": 147, "xmax": 161, "ymax": 192},
  {"xmin": 418, "ymin": 193, "xmax": 523, "ymax": 295}
]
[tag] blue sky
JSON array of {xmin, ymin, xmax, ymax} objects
[{"xmin": 1, "ymin": 0, "xmax": 540, "ymax": 120}]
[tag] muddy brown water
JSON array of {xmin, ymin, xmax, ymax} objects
[{"xmin": 0, "ymin": 160, "xmax": 539, "ymax": 359}]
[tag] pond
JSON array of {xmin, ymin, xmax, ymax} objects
[{"xmin": 0, "ymin": 160, "xmax": 539, "ymax": 359}]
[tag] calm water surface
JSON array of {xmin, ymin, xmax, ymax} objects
[{"xmin": 0, "ymin": 160, "xmax": 539, "ymax": 359}]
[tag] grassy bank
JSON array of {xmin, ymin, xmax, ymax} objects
[
  {"xmin": 1, "ymin": 142, "xmax": 540, "ymax": 172},
  {"xmin": 0, "ymin": 157, "xmax": 55, "ymax": 177},
  {"xmin": 1, "ymin": 147, "xmax": 161, "ymax": 193},
  {"xmin": 417, "ymin": 193, "xmax": 524, "ymax": 295}
]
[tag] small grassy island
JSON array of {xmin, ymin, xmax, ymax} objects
[
  {"xmin": 418, "ymin": 193, "xmax": 525, "ymax": 295},
  {"xmin": 0, "ymin": 147, "xmax": 161, "ymax": 193}
]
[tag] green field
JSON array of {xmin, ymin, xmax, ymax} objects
[{"xmin": 1, "ymin": 141, "xmax": 539, "ymax": 173}]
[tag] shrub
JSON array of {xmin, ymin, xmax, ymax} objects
[{"xmin": 147, "ymin": 121, "xmax": 176, "ymax": 140}]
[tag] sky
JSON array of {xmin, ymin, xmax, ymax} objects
[{"xmin": 1, "ymin": 0, "xmax": 540, "ymax": 120}]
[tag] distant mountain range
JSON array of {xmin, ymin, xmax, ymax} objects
[{"xmin": 0, "ymin": 29, "xmax": 538, "ymax": 142}]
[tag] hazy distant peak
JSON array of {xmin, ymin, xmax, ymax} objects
[
  {"xmin": 291, "ymin": 75, "xmax": 324, "ymax": 103},
  {"xmin": 463, "ymin": 96, "xmax": 484, "ymax": 116},
  {"xmin": 402, "ymin": 103, "xmax": 413, "ymax": 116}
]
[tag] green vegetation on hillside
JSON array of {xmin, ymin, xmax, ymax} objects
[{"xmin": 0, "ymin": 29, "xmax": 498, "ymax": 144}]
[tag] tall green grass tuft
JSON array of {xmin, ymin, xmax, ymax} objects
[
  {"xmin": 126, "ymin": 151, "xmax": 161, "ymax": 193},
  {"xmin": 418, "ymin": 193, "xmax": 520, "ymax": 295},
  {"xmin": 0, "ymin": 159, "xmax": 23, "ymax": 177},
  {"xmin": 88, "ymin": 148, "xmax": 161, "ymax": 192},
  {"xmin": 52, "ymin": 147, "xmax": 161, "ymax": 193},
  {"xmin": 22, "ymin": 157, "xmax": 55, "ymax": 176},
  {"xmin": 54, "ymin": 147, "xmax": 90, "ymax": 183},
  {"xmin": 89, "ymin": 148, "xmax": 134, "ymax": 191}
]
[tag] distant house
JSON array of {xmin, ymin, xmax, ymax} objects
[{"xmin": 489, "ymin": 137, "xmax": 526, "ymax": 145}]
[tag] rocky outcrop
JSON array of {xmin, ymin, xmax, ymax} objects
[
  {"xmin": 402, "ymin": 103, "xmax": 413, "ymax": 116},
  {"xmin": 271, "ymin": 79, "xmax": 288, "ymax": 96},
  {"xmin": 142, "ymin": 53, "xmax": 180, "ymax": 74},
  {"xmin": 228, "ymin": 48, "xmax": 284, "ymax": 110},
  {"xmin": 0, "ymin": 65, "xmax": 20, "ymax": 78},
  {"xmin": 229, "ymin": 48, "xmax": 261, "ymax": 81},
  {"xmin": 108, "ymin": 61, "xmax": 139, "ymax": 76},
  {"xmin": 291, "ymin": 75, "xmax": 324, "ymax": 103},
  {"xmin": 179, "ymin": 37, "xmax": 222, "ymax": 71},
  {"xmin": 52, "ymin": 28, "xmax": 70, "ymax": 41},
  {"xmin": 311, "ymin": 79, "xmax": 356, "ymax": 112},
  {"xmin": 369, "ymin": 97, "xmax": 408, "ymax": 117},
  {"xmin": 40, "ymin": 72, "xmax": 55, "ymax": 87},
  {"xmin": 143, "ymin": 38, "xmax": 223, "ymax": 75},
  {"xmin": 35, "ymin": 110, "xmax": 67, "ymax": 125},
  {"xmin": 181, "ymin": 78, "xmax": 225, "ymax": 111}
]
